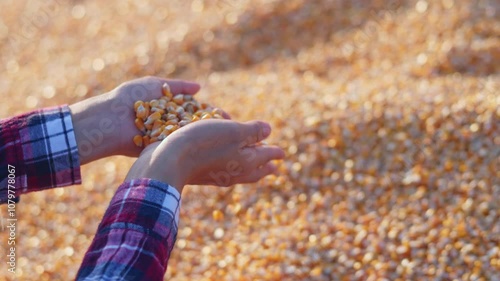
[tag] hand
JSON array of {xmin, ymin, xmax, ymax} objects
[
  {"xmin": 125, "ymin": 119, "xmax": 285, "ymax": 193},
  {"xmin": 69, "ymin": 76, "xmax": 201, "ymax": 164}
]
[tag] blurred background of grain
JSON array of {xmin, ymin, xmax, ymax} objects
[{"xmin": 0, "ymin": 0, "xmax": 499, "ymax": 280}]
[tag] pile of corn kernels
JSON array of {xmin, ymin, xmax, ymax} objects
[
  {"xmin": 0, "ymin": 0, "xmax": 498, "ymax": 280},
  {"xmin": 133, "ymin": 82, "xmax": 224, "ymax": 147}
]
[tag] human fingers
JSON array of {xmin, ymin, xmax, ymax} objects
[
  {"xmin": 236, "ymin": 162, "xmax": 278, "ymax": 184},
  {"xmin": 162, "ymin": 78, "xmax": 201, "ymax": 95},
  {"xmin": 238, "ymin": 121, "xmax": 272, "ymax": 146}
]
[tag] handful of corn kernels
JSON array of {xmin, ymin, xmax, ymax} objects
[{"xmin": 133, "ymin": 82, "xmax": 224, "ymax": 147}]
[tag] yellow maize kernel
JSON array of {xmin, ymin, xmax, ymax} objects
[
  {"xmin": 134, "ymin": 100, "xmax": 144, "ymax": 111},
  {"xmin": 179, "ymin": 120, "xmax": 190, "ymax": 127},
  {"xmin": 158, "ymin": 131, "xmax": 169, "ymax": 141},
  {"xmin": 192, "ymin": 115, "xmax": 200, "ymax": 121},
  {"xmin": 165, "ymin": 124, "xmax": 175, "ymax": 132},
  {"xmin": 162, "ymin": 83, "xmax": 172, "ymax": 99},
  {"xmin": 152, "ymin": 119, "xmax": 164, "ymax": 131},
  {"xmin": 176, "ymin": 106, "xmax": 185, "ymax": 115},
  {"xmin": 142, "ymin": 136, "xmax": 151, "ymax": 147},
  {"xmin": 173, "ymin": 94, "xmax": 184, "ymax": 105},
  {"xmin": 212, "ymin": 210, "xmax": 224, "ymax": 221},
  {"xmin": 201, "ymin": 113, "xmax": 212, "ymax": 119},
  {"xmin": 213, "ymin": 114, "xmax": 223, "ymax": 119},
  {"xmin": 180, "ymin": 112, "xmax": 192, "ymax": 119},
  {"xmin": 135, "ymin": 118, "xmax": 146, "ymax": 132},
  {"xmin": 166, "ymin": 113, "xmax": 178, "ymax": 120},
  {"xmin": 151, "ymin": 107, "xmax": 165, "ymax": 114},
  {"xmin": 212, "ymin": 108, "xmax": 223, "ymax": 116},
  {"xmin": 136, "ymin": 104, "xmax": 150, "ymax": 119},
  {"xmin": 165, "ymin": 119, "xmax": 178, "ymax": 126},
  {"xmin": 166, "ymin": 101, "xmax": 178, "ymax": 111},
  {"xmin": 151, "ymin": 127, "xmax": 163, "ymax": 138},
  {"xmin": 150, "ymin": 125, "xmax": 166, "ymax": 137},
  {"xmin": 145, "ymin": 111, "xmax": 162, "ymax": 125},
  {"xmin": 149, "ymin": 99, "xmax": 159, "ymax": 108},
  {"xmin": 133, "ymin": 135, "xmax": 143, "ymax": 147},
  {"xmin": 183, "ymin": 102, "xmax": 196, "ymax": 114}
]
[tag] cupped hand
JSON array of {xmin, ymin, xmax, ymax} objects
[
  {"xmin": 70, "ymin": 76, "xmax": 203, "ymax": 164},
  {"xmin": 125, "ymin": 119, "xmax": 285, "ymax": 193}
]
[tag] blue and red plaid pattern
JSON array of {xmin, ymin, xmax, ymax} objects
[
  {"xmin": 0, "ymin": 105, "xmax": 81, "ymax": 203},
  {"xmin": 76, "ymin": 179, "xmax": 181, "ymax": 280},
  {"xmin": 1, "ymin": 106, "xmax": 181, "ymax": 280}
]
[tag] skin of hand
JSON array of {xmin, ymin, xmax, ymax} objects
[
  {"xmin": 125, "ymin": 119, "xmax": 285, "ymax": 193},
  {"xmin": 69, "ymin": 76, "xmax": 202, "ymax": 165}
]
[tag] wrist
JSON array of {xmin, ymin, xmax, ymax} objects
[
  {"xmin": 69, "ymin": 94, "xmax": 118, "ymax": 165},
  {"xmin": 125, "ymin": 140, "xmax": 190, "ymax": 194},
  {"xmin": 149, "ymin": 143, "xmax": 188, "ymax": 193}
]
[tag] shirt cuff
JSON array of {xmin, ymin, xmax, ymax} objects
[
  {"xmin": 99, "ymin": 178, "xmax": 181, "ymax": 237},
  {"xmin": 1, "ymin": 105, "xmax": 81, "ymax": 197}
]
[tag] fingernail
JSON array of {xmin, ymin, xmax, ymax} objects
[{"xmin": 262, "ymin": 123, "xmax": 271, "ymax": 137}]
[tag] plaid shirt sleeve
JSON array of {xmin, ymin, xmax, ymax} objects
[
  {"xmin": 0, "ymin": 105, "xmax": 81, "ymax": 204},
  {"xmin": 76, "ymin": 178, "xmax": 181, "ymax": 281}
]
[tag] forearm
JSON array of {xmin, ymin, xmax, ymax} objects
[{"xmin": 76, "ymin": 179, "xmax": 181, "ymax": 281}]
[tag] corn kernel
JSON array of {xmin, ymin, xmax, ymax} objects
[
  {"xmin": 213, "ymin": 210, "xmax": 224, "ymax": 221},
  {"xmin": 165, "ymin": 119, "xmax": 178, "ymax": 126},
  {"xmin": 176, "ymin": 106, "xmax": 185, "ymax": 115},
  {"xmin": 145, "ymin": 111, "xmax": 162, "ymax": 125},
  {"xmin": 166, "ymin": 101, "xmax": 178, "ymax": 112},
  {"xmin": 136, "ymin": 104, "xmax": 150, "ymax": 119},
  {"xmin": 173, "ymin": 94, "xmax": 184, "ymax": 105},
  {"xmin": 162, "ymin": 82, "xmax": 173, "ymax": 99},
  {"xmin": 150, "ymin": 99, "xmax": 159, "ymax": 108},
  {"xmin": 151, "ymin": 107, "xmax": 165, "ymax": 114},
  {"xmin": 212, "ymin": 108, "xmax": 223, "ymax": 116},
  {"xmin": 152, "ymin": 119, "xmax": 164, "ymax": 131},
  {"xmin": 135, "ymin": 118, "xmax": 146, "ymax": 132},
  {"xmin": 142, "ymin": 135, "xmax": 150, "ymax": 147},
  {"xmin": 133, "ymin": 135, "xmax": 143, "ymax": 147},
  {"xmin": 150, "ymin": 128, "xmax": 162, "ymax": 138},
  {"xmin": 179, "ymin": 120, "xmax": 190, "ymax": 127},
  {"xmin": 167, "ymin": 113, "xmax": 177, "ymax": 120},
  {"xmin": 134, "ymin": 100, "xmax": 144, "ymax": 111},
  {"xmin": 133, "ymin": 91, "xmax": 221, "ymax": 146}
]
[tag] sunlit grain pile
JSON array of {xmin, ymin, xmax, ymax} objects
[{"xmin": 0, "ymin": 0, "xmax": 499, "ymax": 280}]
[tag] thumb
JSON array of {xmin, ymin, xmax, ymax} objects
[{"xmin": 239, "ymin": 121, "xmax": 272, "ymax": 147}]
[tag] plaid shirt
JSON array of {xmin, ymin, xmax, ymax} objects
[{"xmin": 1, "ymin": 106, "xmax": 180, "ymax": 280}]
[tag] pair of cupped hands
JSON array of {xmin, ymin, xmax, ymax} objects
[{"xmin": 69, "ymin": 76, "xmax": 285, "ymax": 193}]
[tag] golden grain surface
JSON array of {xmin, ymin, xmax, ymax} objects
[{"xmin": 0, "ymin": 0, "xmax": 499, "ymax": 280}]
